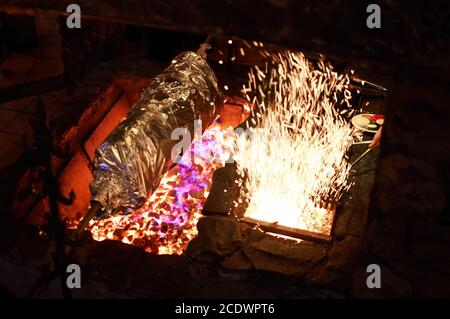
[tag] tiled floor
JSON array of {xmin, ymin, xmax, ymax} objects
[
  {"xmin": 0, "ymin": 12, "xmax": 65, "ymax": 168},
  {"xmin": 0, "ymin": 16, "xmax": 240, "ymax": 169}
]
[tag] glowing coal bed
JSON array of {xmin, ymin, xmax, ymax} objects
[{"xmin": 69, "ymin": 122, "xmax": 235, "ymax": 255}]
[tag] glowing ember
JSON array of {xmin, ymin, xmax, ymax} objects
[
  {"xmin": 234, "ymin": 51, "xmax": 357, "ymax": 236},
  {"xmin": 68, "ymin": 50, "xmax": 356, "ymax": 253},
  {"xmin": 75, "ymin": 121, "xmax": 234, "ymax": 255}
]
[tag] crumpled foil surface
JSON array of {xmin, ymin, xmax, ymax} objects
[{"xmin": 90, "ymin": 51, "xmax": 221, "ymax": 217}]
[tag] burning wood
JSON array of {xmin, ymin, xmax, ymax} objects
[
  {"xmin": 234, "ymin": 51, "xmax": 358, "ymax": 239},
  {"xmin": 240, "ymin": 215, "xmax": 333, "ymax": 243}
]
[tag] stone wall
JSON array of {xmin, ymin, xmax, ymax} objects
[{"xmin": 355, "ymin": 67, "xmax": 450, "ymax": 298}]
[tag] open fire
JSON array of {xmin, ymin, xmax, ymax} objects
[
  {"xmin": 70, "ymin": 50, "xmax": 357, "ymax": 253},
  {"xmin": 234, "ymin": 51, "xmax": 357, "ymax": 238}
]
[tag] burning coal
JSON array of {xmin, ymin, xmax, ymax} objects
[
  {"xmin": 69, "ymin": 50, "xmax": 356, "ymax": 254},
  {"xmin": 234, "ymin": 51, "xmax": 358, "ymax": 236},
  {"xmin": 74, "ymin": 121, "xmax": 234, "ymax": 255}
]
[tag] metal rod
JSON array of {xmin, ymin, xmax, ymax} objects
[
  {"xmin": 351, "ymin": 147, "xmax": 372, "ymax": 167},
  {"xmin": 196, "ymin": 34, "xmax": 214, "ymax": 59},
  {"xmin": 351, "ymin": 75, "xmax": 388, "ymax": 92},
  {"xmin": 203, "ymin": 33, "xmax": 213, "ymax": 44},
  {"xmin": 353, "ymin": 140, "xmax": 372, "ymax": 145},
  {"xmin": 70, "ymin": 201, "xmax": 102, "ymax": 242}
]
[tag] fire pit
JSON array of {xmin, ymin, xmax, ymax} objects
[
  {"xmin": 11, "ymin": 44, "xmax": 375, "ymax": 286},
  {"xmin": 2, "ymin": 3, "xmax": 448, "ymax": 300},
  {"xmin": 67, "ymin": 50, "xmax": 357, "ymax": 255}
]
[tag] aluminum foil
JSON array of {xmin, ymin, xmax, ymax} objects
[{"xmin": 90, "ymin": 51, "xmax": 221, "ymax": 217}]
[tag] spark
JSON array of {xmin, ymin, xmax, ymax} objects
[{"xmin": 234, "ymin": 51, "xmax": 357, "ymax": 236}]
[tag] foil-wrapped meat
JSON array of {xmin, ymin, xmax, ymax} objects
[{"xmin": 90, "ymin": 51, "xmax": 221, "ymax": 216}]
